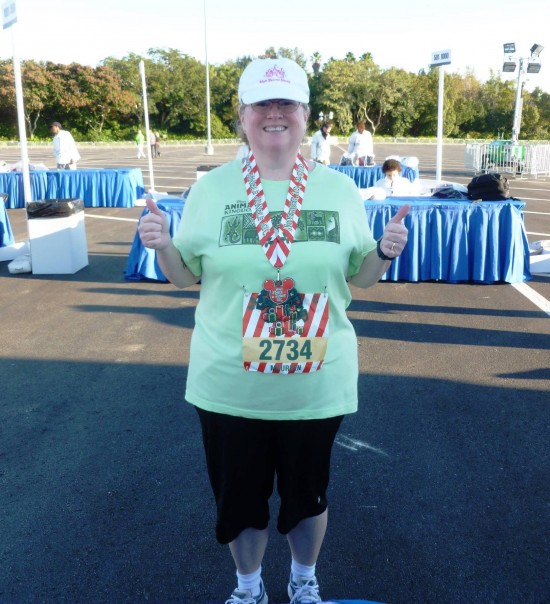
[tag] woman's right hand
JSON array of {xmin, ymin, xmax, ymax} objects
[{"xmin": 138, "ymin": 198, "xmax": 171, "ymax": 250}]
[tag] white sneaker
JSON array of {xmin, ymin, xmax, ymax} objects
[
  {"xmin": 226, "ymin": 579, "xmax": 268, "ymax": 604},
  {"xmin": 287, "ymin": 575, "xmax": 321, "ymax": 603}
]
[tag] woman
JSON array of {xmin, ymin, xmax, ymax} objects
[
  {"xmin": 374, "ymin": 158, "xmax": 416, "ymax": 196},
  {"xmin": 138, "ymin": 57, "xmax": 408, "ymax": 604},
  {"xmin": 310, "ymin": 121, "xmax": 332, "ymax": 165}
]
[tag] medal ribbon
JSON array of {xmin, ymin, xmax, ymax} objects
[{"xmin": 242, "ymin": 150, "xmax": 308, "ymax": 268}]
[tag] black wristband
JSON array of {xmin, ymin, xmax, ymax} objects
[{"xmin": 376, "ymin": 238, "xmax": 394, "ymax": 262}]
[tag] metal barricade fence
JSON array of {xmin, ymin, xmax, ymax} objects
[
  {"xmin": 523, "ymin": 145, "xmax": 550, "ymax": 177},
  {"xmin": 465, "ymin": 143, "xmax": 550, "ymax": 178},
  {"xmin": 464, "ymin": 143, "xmax": 484, "ymax": 172}
]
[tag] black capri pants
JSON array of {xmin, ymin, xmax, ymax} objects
[{"xmin": 195, "ymin": 407, "xmax": 344, "ymax": 544}]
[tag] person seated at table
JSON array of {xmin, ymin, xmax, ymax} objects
[{"xmin": 374, "ymin": 159, "xmax": 416, "ymax": 196}]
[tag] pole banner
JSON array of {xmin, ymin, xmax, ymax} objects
[{"xmin": 2, "ymin": 0, "xmax": 17, "ymax": 30}]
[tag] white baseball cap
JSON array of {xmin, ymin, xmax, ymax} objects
[{"xmin": 238, "ymin": 58, "xmax": 310, "ymax": 104}]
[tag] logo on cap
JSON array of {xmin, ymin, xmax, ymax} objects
[{"xmin": 260, "ymin": 65, "xmax": 289, "ymax": 84}]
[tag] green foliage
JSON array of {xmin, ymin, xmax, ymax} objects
[
  {"xmin": 0, "ymin": 48, "xmax": 548, "ymax": 142},
  {"xmin": 261, "ymin": 47, "xmax": 307, "ymax": 69}
]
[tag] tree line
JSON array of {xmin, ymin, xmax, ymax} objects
[{"xmin": 0, "ymin": 46, "xmax": 549, "ymax": 142}]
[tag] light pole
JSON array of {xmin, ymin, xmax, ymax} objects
[
  {"xmin": 502, "ymin": 43, "xmax": 544, "ymax": 143},
  {"xmin": 3, "ymin": 3, "xmax": 32, "ymax": 206},
  {"xmin": 430, "ymin": 49, "xmax": 451, "ymax": 182},
  {"xmin": 139, "ymin": 60, "xmax": 156, "ymax": 193},
  {"xmin": 203, "ymin": 0, "xmax": 214, "ymax": 155}
]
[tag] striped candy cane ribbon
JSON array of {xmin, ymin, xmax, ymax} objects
[{"xmin": 242, "ymin": 150, "xmax": 308, "ymax": 268}]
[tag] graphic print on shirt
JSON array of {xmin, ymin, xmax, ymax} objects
[
  {"xmin": 221, "ymin": 201, "xmax": 334, "ymax": 373},
  {"xmin": 220, "ymin": 205, "xmax": 340, "ymax": 247}
]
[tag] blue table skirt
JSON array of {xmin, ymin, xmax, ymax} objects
[
  {"xmin": 125, "ymin": 198, "xmax": 184, "ymax": 281},
  {"xmin": 124, "ymin": 197, "xmax": 531, "ymax": 284},
  {"xmin": 329, "ymin": 164, "xmax": 418, "ymax": 188},
  {"xmin": 367, "ymin": 197, "xmax": 530, "ymax": 283},
  {"xmin": 0, "ymin": 168, "xmax": 145, "ymax": 208},
  {"xmin": 0, "ymin": 197, "xmax": 14, "ymax": 247}
]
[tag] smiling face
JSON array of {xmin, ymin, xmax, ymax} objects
[{"xmin": 240, "ymin": 99, "xmax": 309, "ymax": 159}]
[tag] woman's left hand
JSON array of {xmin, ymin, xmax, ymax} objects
[{"xmin": 379, "ymin": 204, "xmax": 410, "ymax": 258}]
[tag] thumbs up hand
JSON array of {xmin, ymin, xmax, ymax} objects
[
  {"xmin": 138, "ymin": 198, "xmax": 171, "ymax": 250},
  {"xmin": 379, "ymin": 204, "xmax": 410, "ymax": 259}
]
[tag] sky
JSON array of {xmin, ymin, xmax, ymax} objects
[{"xmin": 1, "ymin": 0, "xmax": 549, "ymax": 95}]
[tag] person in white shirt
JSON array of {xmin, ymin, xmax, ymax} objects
[
  {"xmin": 50, "ymin": 122, "xmax": 80, "ymax": 170},
  {"xmin": 310, "ymin": 122, "xmax": 332, "ymax": 165},
  {"xmin": 374, "ymin": 158, "xmax": 416, "ymax": 196},
  {"xmin": 347, "ymin": 120, "xmax": 374, "ymax": 165}
]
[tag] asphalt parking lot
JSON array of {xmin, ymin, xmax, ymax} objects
[{"xmin": 0, "ymin": 142, "xmax": 549, "ymax": 604}]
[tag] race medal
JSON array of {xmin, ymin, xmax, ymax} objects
[
  {"xmin": 241, "ymin": 151, "xmax": 329, "ymax": 374},
  {"xmin": 243, "ymin": 279, "xmax": 329, "ymax": 374}
]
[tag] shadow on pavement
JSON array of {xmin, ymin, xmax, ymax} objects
[{"xmin": 1, "ymin": 359, "xmax": 548, "ymax": 604}]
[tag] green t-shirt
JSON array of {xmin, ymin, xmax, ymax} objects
[{"xmin": 173, "ymin": 160, "xmax": 376, "ymax": 420}]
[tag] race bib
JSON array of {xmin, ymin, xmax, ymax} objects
[{"xmin": 242, "ymin": 290, "xmax": 329, "ymax": 374}]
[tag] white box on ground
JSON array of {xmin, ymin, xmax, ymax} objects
[
  {"xmin": 29, "ymin": 211, "xmax": 88, "ymax": 274},
  {"xmin": 529, "ymin": 240, "xmax": 550, "ymax": 274},
  {"xmin": 530, "ymin": 251, "xmax": 550, "ymax": 274}
]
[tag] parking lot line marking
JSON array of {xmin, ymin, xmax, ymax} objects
[
  {"xmin": 512, "ymin": 282, "xmax": 550, "ymax": 316},
  {"xmin": 84, "ymin": 214, "xmax": 138, "ymax": 222},
  {"xmin": 336, "ymin": 435, "xmax": 390, "ymax": 457}
]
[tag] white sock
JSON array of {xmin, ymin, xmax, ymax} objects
[
  {"xmin": 291, "ymin": 559, "xmax": 316, "ymax": 582},
  {"xmin": 237, "ymin": 566, "xmax": 262, "ymax": 596}
]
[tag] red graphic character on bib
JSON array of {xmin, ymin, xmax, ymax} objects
[{"xmin": 256, "ymin": 277, "xmax": 308, "ymax": 337}]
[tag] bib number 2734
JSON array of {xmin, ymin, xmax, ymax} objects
[{"xmin": 242, "ymin": 291, "xmax": 329, "ymax": 374}]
